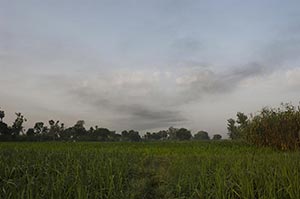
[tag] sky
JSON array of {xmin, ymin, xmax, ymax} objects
[{"xmin": 1, "ymin": 0, "xmax": 300, "ymax": 137}]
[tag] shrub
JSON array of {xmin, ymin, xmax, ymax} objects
[{"xmin": 246, "ymin": 103, "xmax": 300, "ymax": 150}]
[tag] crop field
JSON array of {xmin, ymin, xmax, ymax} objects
[{"xmin": 0, "ymin": 141, "xmax": 299, "ymax": 199}]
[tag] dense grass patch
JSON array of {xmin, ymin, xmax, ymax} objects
[{"xmin": 0, "ymin": 141, "xmax": 299, "ymax": 198}]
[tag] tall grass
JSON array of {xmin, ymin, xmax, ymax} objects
[{"xmin": 0, "ymin": 141, "xmax": 299, "ymax": 198}]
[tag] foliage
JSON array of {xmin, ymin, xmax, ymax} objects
[
  {"xmin": 175, "ymin": 128, "xmax": 192, "ymax": 140},
  {"xmin": 89, "ymin": 127, "xmax": 120, "ymax": 141},
  {"xmin": 246, "ymin": 103, "xmax": 300, "ymax": 150},
  {"xmin": 33, "ymin": 122, "xmax": 47, "ymax": 135},
  {"xmin": 11, "ymin": 112, "xmax": 26, "ymax": 136},
  {"xmin": 167, "ymin": 127, "xmax": 178, "ymax": 140},
  {"xmin": 0, "ymin": 108, "xmax": 211, "ymax": 142},
  {"xmin": 194, "ymin": 131, "xmax": 210, "ymax": 140},
  {"xmin": 0, "ymin": 122, "xmax": 10, "ymax": 136},
  {"xmin": 212, "ymin": 134, "xmax": 222, "ymax": 140},
  {"xmin": 48, "ymin": 120, "xmax": 63, "ymax": 139},
  {"xmin": 0, "ymin": 107, "xmax": 4, "ymax": 122},
  {"xmin": 144, "ymin": 130, "xmax": 168, "ymax": 141},
  {"xmin": 0, "ymin": 108, "xmax": 10, "ymax": 136},
  {"xmin": 227, "ymin": 112, "xmax": 248, "ymax": 140},
  {"xmin": 121, "ymin": 130, "xmax": 141, "ymax": 142},
  {"xmin": 167, "ymin": 127, "xmax": 192, "ymax": 141}
]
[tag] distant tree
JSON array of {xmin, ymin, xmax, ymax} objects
[
  {"xmin": 176, "ymin": 128, "xmax": 192, "ymax": 140},
  {"xmin": 121, "ymin": 130, "xmax": 141, "ymax": 142},
  {"xmin": 73, "ymin": 120, "xmax": 86, "ymax": 137},
  {"xmin": 106, "ymin": 130, "xmax": 121, "ymax": 141},
  {"xmin": 11, "ymin": 112, "xmax": 26, "ymax": 136},
  {"xmin": 0, "ymin": 121, "xmax": 10, "ymax": 136},
  {"xmin": 212, "ymin": 134, "xmax": 222, "ymax": 140},
  {"xmin": 144, "ymin": 130, "xmax": 168, "ymax": 141},
  {"xmin": 62, "ymin": 120, "xmax": 86, "ymax": 140},
  {"xmin": 0, "ymin": 108, "xmax": 4, "ymax": 122},
  {"xmin": 42, "ymin": 126, "xmax": 49, "ymax": 135},
  {"xmin": 88, "ymin": 127, "xmax": 95, "ymax": 134},
  {"xmin": 236, "ymin": 112, "xmax": 248, "ymax": 128},
  {"xmin": 227, "ymin": 112, "xmax": 249, "ymax": 140},
  {"xmin": 26, "ymin": 128, "xmax": 35, "ymax": 137},
  {"xmin": 112, "ymin": 133, "xmax": 122, "ymax": 141},
  {"xmin": 121, "ymin": 130, "xmax": 129, "ymax": 139},
  {"xmin": 143, "ymin": 132, "xmax": 152, "ymax": 140},
  {"xmin": 167, "ymin": 127, "xmax": 192, "ymax": 140},
  {"xmin": 194, "ymin": 131, "xmax": 210, "ymax": 140},
  {"xmin": 144, "ymin": 132, "xmax": 159, "ymax": 140},
  {"xmin": 157, "ymin": 130, "xmax": 168, "ymax": 140},
  {"xmin": 167, "ymin": 127, "xmax": 178, "ymax": 140},
  {"xmin": 33, "ymin": 122, "xmax": 46, "ymax": 135},
  {"xmin": 61, "ymin": 127, "xmax": 74, "ymax": 140},
  {"xmin": 129, "ymin": 130, "xmax": 141, "ymax": 142},
  {"xmin": 0, "ymin": 108, "xmax": 10, "ymax": 136},
  {"xmin": 227, "ymin": 118, "xmax": 238, "ymax": 139},
  {"xmin": 49, "ymin": 120, "xmax": 55, "ymax": 126},
  {"xmin": 74, "ymin": 120, "xmax": 85, "ymax": 130},
  {"xmin": 60, "ymin": 123, "xmax": 65, "ymax": 132},
  {"xmin": 48, "ymin": 120, "xmax": 62, "ymax": 139},
  {"xmin": 91, "ymin": 128, "xmax": 110, "ymax": 141}
]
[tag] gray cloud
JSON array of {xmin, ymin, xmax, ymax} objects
[
  {"xmin": 227, "ymin": 62, "xmax": 265, "ymax": 80},
  {"xmin": 30, "ymin": 62, "xmax": 266, "ymax": 131},
  {"xmin": 175, "ymin": 62, "xmax": 266, "ymax": 102},
  {"xmin": 52, "ymin": 72, "xmax": 185, "ymax": 130},
  {"xmin": 118, "ymin": 104, "xmax": 184, "ymax": 122},
  {"xmin": 113, "ymin": 104, "xmax": 186, "ymax": 130}
]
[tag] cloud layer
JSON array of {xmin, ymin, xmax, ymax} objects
[{"xmin": 1, "ymin": 0, "xmax": 300, "ymax": 135}]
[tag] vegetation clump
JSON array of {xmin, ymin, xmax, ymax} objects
[{"xmin": 228, "ymin": 103, "xmax": 300, "ymax": 150}]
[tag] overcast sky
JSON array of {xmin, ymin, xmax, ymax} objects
[{"xmin": 1, "ymin": 0, "xmax": 300, "ymax": 136}]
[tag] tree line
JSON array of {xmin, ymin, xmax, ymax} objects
[{"xmin": 0, "ymin": 108, "xmax": 222, "ymax": 142}]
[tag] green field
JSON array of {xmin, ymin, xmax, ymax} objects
[{"xmin": 0, "ymin": 141, "xmax": 299, "ymax": 199}]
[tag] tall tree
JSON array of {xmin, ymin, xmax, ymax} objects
[
  {"xmin": 236, "ymin": 112, "xmax": 248, "ymax": 129},
  {"xmin": 48, "ymin": 120, "xmax": 62, "ymax": 139},
  {"xmin": 227, "ymin": 112, "xmax": 249, "ymax": 140},
  {"xmin": 167, "ymin": 127, "xmax": 178, "ymax": 140},
  {"xmin": 73, "ymin": 120, "xmax": 86, "ymax": 137},
  {"xmin": 0, "ymin": 107, "xmax": 10, "ymax": 136},
  {"xmin": 0, "ymin": 108, "xmax": 4, "ymax": 122},
  {"xmin": 227, "ymin": 118, "xmax": 239, "ymax": 139},
  {"xmin": 11, "ymin": 112, "xmax": 26, "ymax": 136}
]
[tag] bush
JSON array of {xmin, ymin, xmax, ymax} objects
[{"xmin": 246, "ymin": 103, "xmax": 300, "ymax": 150}]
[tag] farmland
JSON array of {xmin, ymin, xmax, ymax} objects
[{"xmin": 0, "ymin": 141, "xmax": 299, "ymax": 199}]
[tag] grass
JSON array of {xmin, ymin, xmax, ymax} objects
[{"xmin": 0, "ymin": 141, "xmax": 299, "ymax": 198}]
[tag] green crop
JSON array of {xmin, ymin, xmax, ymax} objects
[{"xmin": 0, "ymin": 141, "xmax": 299, "ymax": 199}]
